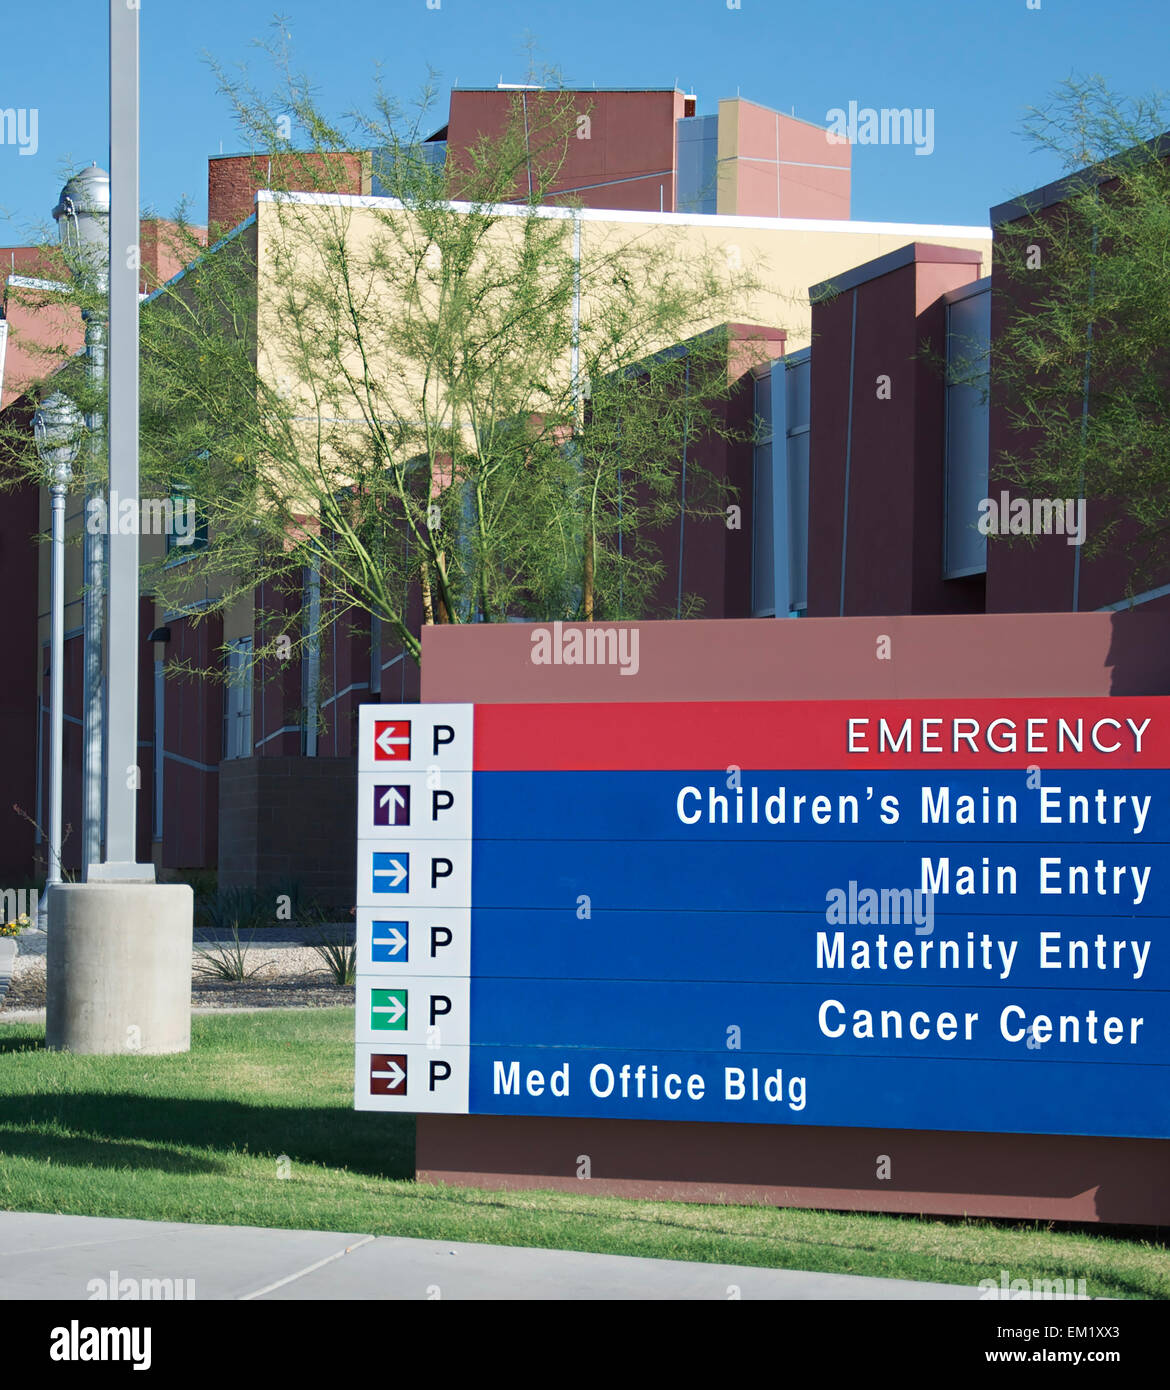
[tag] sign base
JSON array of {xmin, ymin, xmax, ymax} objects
[{"xmin": 417, "ymin": 1113, "xmax": 1170, "ymax": 1225}]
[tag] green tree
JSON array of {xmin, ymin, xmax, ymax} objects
[
  {"xmin": 992, "ymin": 75, "xmax": 1170, "ymax": 591},
  {"xmin": 130, "ymin": 39, "xmax": 772, "ymax": 680},
  {"xmin": 4, "ymin": 39, "xmax": 774, "ymax": 703}
]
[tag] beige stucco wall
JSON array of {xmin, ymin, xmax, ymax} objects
[
  {"xmin": 254, "ymin": 192, "xmax": 990, "ymax": 368},
  {"xmin": 33, "ymin": 194, "xmax": 990, "ymax": 680}
]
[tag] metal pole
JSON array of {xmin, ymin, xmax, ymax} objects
[
  {"xmin": 95, "ymin": 0, "xmax": 150, "ymax": 877},
  {"xmin": 34, "ymin": 393, "xmax": 78, "ymax": 929},
  {"xmin": 304, "ymin": 560, "xmax": 320, "ymax": 757},
  {"xmin": 47, "ymin": 477, "xmax": 67, "ymax": 891},
  {"xmin": 50, "ymin": 169, "xmax": 110, "ymax": 876},
  {"xmin": 82, "ymin": 311, "xmax": 106, "ymax": 873},
  {"xmin": 44, "ymin": 0, "xmax": 191, "ymax": 1061}
]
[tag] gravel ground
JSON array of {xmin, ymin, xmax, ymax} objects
[{"xmin": 1, "ymin": 942, "xmax": 355, "ymax": 1012}]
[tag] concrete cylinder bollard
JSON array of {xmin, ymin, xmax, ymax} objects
[{"xmin": 46, "ymin": 883, "xmax": 193, "ymax": 1054}]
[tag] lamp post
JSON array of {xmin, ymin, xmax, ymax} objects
[
  {"xmin": 101, "ymin": 2, "xmax": 145, "ymax": 879},
  {"xmin": 52, "ymin": 164, "xmax": 109, "ymax": 876},
  {"xmin": 45, "ymin": 1, "xmax": 193, "ymax": 1057},
  {"xmin": 32, "ymin": 392, "xmax": 82, "ymax": 924}
]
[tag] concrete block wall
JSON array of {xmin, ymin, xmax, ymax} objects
[{"xmin": 218, "ymin": 755, "xmax": 356, "ymax": 908}]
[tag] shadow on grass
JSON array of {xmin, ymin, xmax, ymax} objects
[
  {"xmin": 0, "ymin": 1035, "xmax": 43, "ymax": 1055},
  {"xmin": 0, "ymin": 1129, "xmax": 228, "ymax": 1175},
  {"xmin": 0, "ymin": 1094, "xmax": 414, "ymax": 1182}
]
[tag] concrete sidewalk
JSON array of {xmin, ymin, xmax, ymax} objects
[{"xmin": 0, "ymin": 1211, "xmax": 982, "ymax": 1300}]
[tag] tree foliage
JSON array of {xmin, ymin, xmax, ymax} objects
[
  {"xmin": 993, "ymin": 75, "xmax": 1170, "ymax": 589},
  {"xmin": 120, "ymin": 36, "xmax": 773, "ymax": 681}
]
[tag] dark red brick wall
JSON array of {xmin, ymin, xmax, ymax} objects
[
  {"xmin": 0, "ymin": 456, "xmax": 40, "ymax": 880},
  {"xmin": 208, "ymin": 152, "xmax": 367, "ymax": 234},
  {"xmin": 446, "ymin": 90, "xmax": 686, "ymax": 211},
  {"xmin": 135, "ymin": 596, "xmax": 156, "ymax": 869},
  {"xmin": 806, "ymin": 246, "xmax": 985, "ymax": 617},
  {"xmin": 139, "ymin": 219, "xmax": 206, "ymax": 293},
  {"xmin": 985, "ymin": 202, "xmax": 1081, "ymax": 614},
  {"xmin": 161, "ymin": 612, "xmax": 222, "ymax": 870},
  {"xmin": 985, "ymin": 192, "xmax": 1170, "ymax": 614},
  {"xmin": 316, "ymin": 604, "xmax": 368, "ymax": 759},
  {"xmin": 254, "ymin": 578, "xmax": 305, "ymax": 757},
  {"xmin": 633, "ymin": 324, "xmax": 785, "ymax": 621}
]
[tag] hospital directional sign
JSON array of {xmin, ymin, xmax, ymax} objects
[
  {"xmin": 370, "ymin": 1054, "xmax": 407, "ymax": 1096},
  {"xmin": 371, "ymin": 852, "xmax": 409, "ymax": 894},
  {"xmin": 373, "ymin": 719, "xmax": 411, "ymax": 761},
  {"xmin": 371, "ymin": 988, "xmax": 407, "ymax": 1031},
  {"xmin": 372, "ymin": 921, "xmax": 408, "ymax": 962},
  {"xmin": 374, "ymin": 785, "xmax": 410, "ymax": 827},
  {"xmin": 354, "ymin": 697, "xmax": 1170, "ymax": 1136}
]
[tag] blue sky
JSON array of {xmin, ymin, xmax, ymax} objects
[{"xmin": 1, "ymin": 0, "xmax": 1167, "ymax": 243}]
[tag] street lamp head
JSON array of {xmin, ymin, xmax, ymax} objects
[
  {"xmin": 33, "ymin": 391, "xmax": 83, "ymax": 484},
  {"xmin": 52, "ymin": 164, "xmax": 110, "ymax": 285}
]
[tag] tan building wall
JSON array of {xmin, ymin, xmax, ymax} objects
[
  {"xmin": 29, "ymin": 193, "xmax": 991, "ymax": 700},
  {"xmin": 254, "ymin": 191, "xmax": 989, "ymax": 368}
]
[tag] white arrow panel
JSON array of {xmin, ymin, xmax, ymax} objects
[
  {"xmin": 356, "ymin": 908, "xmax": 471, "ymax": 977},
  {"xmin": 357, "ymin": 770, "xmax": 473, "ymax": 840},
  {"xmin": 358, "ymin": 703, "xmax": 474, "ymax": 774},
  {"xmin": 356, "ymin": 702, "xmax": 476, "ymax": 1120},
  {"xmin": 355, "ymin": 1043, "xmax": 471, "ymax": 1114},
  {"xmin": 356, "ymin": 976, "xmax": 471, "ymax": 1046},
  {"xmin": 356, "ymin": 838, "xmax": 472, "ymax": 909}
]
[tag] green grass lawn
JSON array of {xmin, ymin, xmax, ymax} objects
[{"xmin": 0, "ymin": 1008, "xmax": 1164, "ymax": 1298}]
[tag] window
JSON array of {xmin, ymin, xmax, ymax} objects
[
  {"xmin": 783, "ymin": 354, "xmax": 810, "ymax": 613},
  {"xmin": 943, "ymin": 280, "xmax": 991, "ymax": 579},
  {"xmin": 165, "ymin": 454, "xmax": 210, "ymax": 558},
  {"xmin": 223, "ymin": 638, "xmax": 253, "ymax": 760},
  {"xmin": 752, "ymin": 369, "xmax": 775, "ymax": 615},
  {"xmin": 751, "ymin": 351, "xmax": 809, "ymax": 617}
]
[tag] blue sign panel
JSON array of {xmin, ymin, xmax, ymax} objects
[
  {"xmin": 354, "ymin": 698, "xmax": 1170, "ymax": 1137},
  {"xmin": 372, "ymin": 921, "xmax": 409, "ymax": 962},
  {"xmin": 371, "ymin": 852, "xmax": 409, "ymax": 894}
]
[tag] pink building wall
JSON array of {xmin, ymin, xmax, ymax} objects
[{"xmin": 721, "ymin": 100, "xmax": 851, "ymax": 219}]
